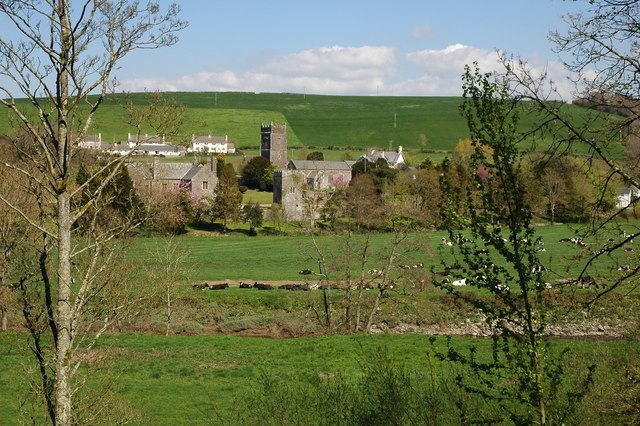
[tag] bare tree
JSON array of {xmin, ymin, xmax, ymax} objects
[
  {"xmin": 504, "ymin": 0, "xmax": 640, "ymax": 302},
  {"xmin": 0, "ymin": 2, "xmax": 186, "ymax": 424},
  {"xmin": 147, "ymin": 236, "xmax": 191, "ymax": 336}
]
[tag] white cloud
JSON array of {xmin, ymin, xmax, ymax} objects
[
  {"xmin": 118, "ymin": 45, "xmax": 395, "ymax": 96},
  {"xmin": 117, "ymin": 43, "xmax": 574, "ymax": 99}
]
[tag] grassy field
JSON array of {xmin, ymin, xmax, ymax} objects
[
  {"xmin": 0, "ymin": 332, "xmax": 637, "ymax": 424},
  {"xmin": 0, "ymin": 92, "xmax": 625, "ymax": 158},
  {"xmin": 129, "ymin": 223, "xmax": 637, "ymax": 283}
]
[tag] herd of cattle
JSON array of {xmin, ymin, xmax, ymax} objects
[
  {"xmin": 192, "ymin": 282, "xmax": 318, "ymax": 291},
  {"xmin": 191, "ymin": 231, "xmax": 635, "ymax": 293}
]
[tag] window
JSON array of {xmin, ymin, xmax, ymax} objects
[
  {"xmin": 202, "ymin": 181, "xmax": 209, "ymax": 190},
  {"xmin": 162, "ymin": 183, "xmax": 168, "ymax": 190}
]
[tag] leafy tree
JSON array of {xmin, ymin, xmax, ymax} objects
[
  {"xmin": 343, "ymin": 174, "xmax": 387, "ymax": 230},
  {"xmin": 241, "ymin": 202, "xmax": 264, "ymax": 235},
  {"xmin": 351, "ymin": 158, "xmax": 398, "ymax": 193},
  {"xmin": 242, "ymin": 156, "xmax": 273, "ymax": 190},
  {"xmin": 147, "ymin": 189, "xmax": 194, "ymax": 235},
  {"xmin": 383, "ymin": 168, "xmax": 442, "ymax": 229},
  {"xmin": 211, "ymin": 170, "xmax": 242, "ymax": 231},
  {"xmin": 437, "ymin": 63, "xmax": 594, "ymax": 425},
  {"xmin": 306, "ymin": 151, "xmax": 324, "ymax": 161},
  {"xmin": 0, "ymin": 2, "xmax": 186, "ymax": 423},
  {"xmin": 74, "ymin": 162, "xmax": 144, "ymax": 234}
]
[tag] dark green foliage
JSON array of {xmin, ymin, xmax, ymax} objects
[
  {"xmin": 241, "ymin": 156, "xmax": 273, "ymax": 190},
  {"xmin": 210, "ymin": 171, "xmax": 242, "ymax": 231},
  {"xmin": 241, "ymin": 202, "xmax": 263, "ymax": 235},
  {"xmin": 351, "ymin": 158, "xmax": 398, "ymax": 193},
  {"xmin": 306, "ymin": 151, "xmax": 324, "ymax": 161},
  {"xmin": 73, "ymin": 162, "xmax": 144, "ymax": 235}
]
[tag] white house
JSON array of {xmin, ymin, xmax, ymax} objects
[
  {"xmin": 102, "ymin": 134, "xmax": 185, "ymax": 156},
  {"xmin": 361, "ymin": 146, "xmax": 406, "ymax": 168},
  {"xmin": 188, "ymin": 134, "xmax": 236, "ymax": 154},
  {"xmin": 617, "ymin": 186, "xmax": 640, "ymax": 209}
]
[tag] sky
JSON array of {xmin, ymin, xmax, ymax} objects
[
  {"xmin": 3, "ymin": 1, "xmax": 588, "ymax": 99},
  {"xmin": 113, "ymin": 0, "xmax": 586, "ymax": 98}
]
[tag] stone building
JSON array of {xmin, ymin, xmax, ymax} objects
[
  {"xmin": 189, "ymin": 134, "xmax": 236, "ymax": 154},
  {"xmin": 127, "ymin": 157, "xmax": 218, "ymax": 199},
  {"xmin": 273, "ymin": 160, "xmax": 354, "ymax": 221},
  {"xmin": 361, "ymin": 146, "xmax": 406, "ymax": 168},
  {"xmin": 260, "ymin": 123, "xmax": 287, "ymax": 168}
]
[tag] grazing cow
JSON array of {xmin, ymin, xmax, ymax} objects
[
  {"xmin": 368, "ymin": 269, "xmax": 383, "ymax": 276},
  {"xmin": 452, "ymin": 278, "xmax": 467, "ymax": 286},
  {"xmin": 618, "ymin": 265, "xmax": 631, "ymax": 272},
  {"xmin": 577, "ymin": 276, "xmax": 597, "ymax": 288},
  {"xmin": 192, "ymin": 283, "xmax": 208, "ymax": 290},
  {"xmin": 298, "ymin": 269, "xmax": 313, "ymax": 275},
  {"xmin": 239, "ymin": 281, "xmax": 253, "ymax": 289},
  {"xmin": 253, "ymin": 282, "xmax": 273, "ymax": 290},
  {"xmin": 441, "ymin": 238, "xmax": 453, "ymax": 246}
]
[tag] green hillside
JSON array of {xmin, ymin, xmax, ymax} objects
[{"xmin": 0, "ymin": 92, "xmax": 625, "ymax": 157}]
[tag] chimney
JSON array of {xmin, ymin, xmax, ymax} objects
[
  {"xmin": 225, "ymin": 134, "xmax": 228, "ymax": 142},
  {"xmin": 98, "ymin": 133, "xmax": 102, "ymax": 143},
  {"xmin": 210, "ymin": 156, "xmax": 216, "ymax": 174},
  {"xmin": 398, "ymin": 146, "xmax": 403, "ymax": 153},
  {"xmin": 153, "ymin": 157, "xmax": 159, "ymax": 180}
]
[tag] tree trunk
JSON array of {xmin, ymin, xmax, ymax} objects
[
  {"xmin": 55, "ymin": 192, "xmax": 74, "ymax": 426},
  {"xmin": 1, "ymin": 308, "xmax": 7, "ymax": 331},
  {"xmin": 166, "ymin": 286, "xmax": 172, "ymax": 336}
]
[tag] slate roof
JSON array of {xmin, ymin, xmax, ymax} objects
[
  {"xmin": 154, "ymin": 163, "xmax": 197, "ymax": 180},
  {"xmin": 288, "ymin": 160, "xmax": 354, "ymax": 171},
  {"xmin": 367, "ymin": 150, "xmax": 403, "ymax": 164}
]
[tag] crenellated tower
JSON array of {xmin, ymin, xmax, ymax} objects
[{"xmin": 260, "ymin": 123, "xmax": 287, "ymax": 168}]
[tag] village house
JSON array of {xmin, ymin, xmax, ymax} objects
[
  {"xmin": 273, "ymin": 159, "xmax": 354, "ymax": 221},
  {"xmin": 188, "ymin": 134, "xmax": 236, "ymax": 154},
  {"xmin": 80, "ymin": 133, "xmax": 186, "ymax": 156},
  {"xmin": 361, "ymin": 146, "xmax": 406, "ymax": 168},
  {"xmin": 617, "ymin": 186, "xmax": 640, "ymax": 209},
  {"xmin": 127, "ymin": 157, "xmax": 217, "ymax": 199},
  {"xmin": 78, "ymin": 133, "xmax": 103, "ymax": 149}
]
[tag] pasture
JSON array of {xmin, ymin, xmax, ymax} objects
[
  {"xmin": 0, "ymin": 92, "xmax": 625, "ymax": 158},
  {"xmin": 129, "ymin": 223, "xmax": 637, "ymax": 283},
  {"xmin": 0, "ymin": 332, "xmax": 637, "ymax": 424}
]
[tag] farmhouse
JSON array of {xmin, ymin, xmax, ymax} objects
[
  {"xmin": 189, "ymin": 134, "xmax": 236, "ymax": 154},
  {"xmin": 127, "ymin": 157, "xmax": 217, "ymax": 198},
  {"xmin": 617, "ymin": 186, "xmax": 640, "ymax": 209},
  {"xmin": 273, "ymin": 160, "xmax": 354, "ymax": 221},
  {"xmin": 361, "ymin": 146, "xmax": 406, "ymax": 168},
  {"xmin": 80, "ymin": 133, "xmax": 186, "ymax": 156}
]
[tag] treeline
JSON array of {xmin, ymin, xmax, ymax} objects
[{"xmin": 311, "ymin": 139, "xmax": 626, "ymax": 233}]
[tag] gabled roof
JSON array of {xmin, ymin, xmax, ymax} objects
[
  {"xmin": 193, "ymin": 135, "xmax": 227, "ymax": 144},
  {"xmin": 366, "ymin": 150, "xmax": 404, "ymax": 165},
  {"xmin": 154, "ymin": 163, "xmax": 195, "ymax": 180},
  {"xmin": 288, "ymin": 160, "xmax": 354, "ymax": 171},
  {"xmin": 138, "ymin": 144, "xmax": 184, "ymax": 153},
  {"xmin": 181, "ymin": 164, "xmax": 205, "ymax": 181}
]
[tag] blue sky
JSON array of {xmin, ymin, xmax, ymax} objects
[{"xmin": 20, "ymin": 1, "xmax": 590, "ymax": 98}]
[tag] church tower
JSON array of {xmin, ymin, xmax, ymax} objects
[{"xmin": 260, "ymin": 123, "xmax": 287, "ymax": 168}]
